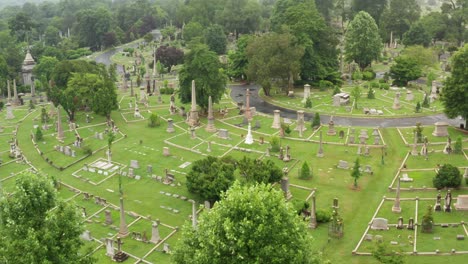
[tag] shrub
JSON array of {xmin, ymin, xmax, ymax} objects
[
  {"xmin": 415, "ymin": 101, "xmax": 421, "ymax": 113},
  {"xmin": 318, "ymin": 80, "xmax": 333, "ymax": 91},
  {"xmin": 270, "ymin": 136, "xmax": 280, "ymax": 152},
  {"xmin": 352, "ymin": 69, "xmax": 362, "ymax": 81},
  {"xmin": 369, "ymin": 81, "xmax": 380, "ymax": 88},
  {"xmin": 316, "ymin": 209, "xmax": 332, "ymax": 223},
  {"xmin": 35, "ymin": 127, "xmax": 43, "ymax": 141},
  {"xmin": 362, "ymin": 71, "xmax": 375, "ymax": 81},
  {"xmin": 148, "ymin": 113, "xmax": 161, "ymax": 127},
  {"xmin": 453, "ymin": 136, "xmax": 462, "ymax": 154},
  {"xmin": 311, "ymin": 112, "xmax": 321, "ymax": 128},
  {"xmin": 378, "ymin": 79, "xmax": 387, "ymax": 84},
  {"xmin": 380, "ymin": 83, "xmax": 390, "ymax": 90},
  {"xmin": 300, "ymin": 161, "xmax": 311, "ymax": 179},
  {"xmin": 367, "ymin": 88, "xmax": 375, "ymax": 99},
  {"xmin": 332, "ymin": 86, "xmax": 341, "ymax": 95},
  {"xmin": 362, "ymin": 68, "xmax": 376, "ymax": 80},
  {"xmin": 421, "ymin": 205, "xmax": 433, "ymax": 233},
  {"xmin": 433, "ymin": 164, "xmax": 462, "ymax": 189},
  {"xmin": 0, "ymin": 101, "xmax": 4, "ymax": 110},
  {"xmin": 304, "ymin": 97, "xmax": 312, "ymax": 108},
  {"xmin": 82, "ymin": 145, "xmax": 92, "ymax": 156}
]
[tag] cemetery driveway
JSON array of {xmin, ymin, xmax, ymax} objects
[{"xmin": 230, "ymin": 84, "xmax": 462, "ymax": 128}]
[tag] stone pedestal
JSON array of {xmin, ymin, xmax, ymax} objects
[
  {"xmin": 271, "ymin": 110, "xmax": 281, "ymax": 129},
  {"xmin": 392, "ymin": 178, "xmax": 401, "ymax": 213},
  {"xmin": 432, "ymin": 122, "xmax": 449, "ymax": 137},
  {"xmin": 295, "ymin": 111, "xmax": 306, "ymax": 132},
  {"xmin": 5, "ymin": 103, "xmax": 14, "ymax": 119},
  {"xmin": 327, "ymin": 117, "xmax": 336, "ymax": 136},
  {"xmin": 281, "ymin": 177, "xmax": 292, "ymax": 200},
  {"xmin": 244, "ymin": 123, "xmax": 254, "ymax": 145},
  {"xmin": 244, "ymin": 89, "xmax": 252, "ymax": 121},
  {"xmin": 309, "ymin": 195, "xmax": 317, "ymax": 229},
  {"xmin": 317, "ymin": 131, "xmax": 324, "ymax": 157},
  {"xmin": 166, "ymin": 119, "xmax": 175, "ymax": 133},
  {"xmin": 302, "ymin": 84, "xmax": 311, "ymax": 103}
]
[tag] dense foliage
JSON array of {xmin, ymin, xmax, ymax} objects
[
  {"xmin": 173, "ymin": 182, "xmax": 316, "ymax": 264},
  {"xmin": 0, "ymin": 172, "xmax": 94, "ymax": 263},
  {"xmin": 433, "ymin": 164, "xmax": 462, "ymax": 189}
]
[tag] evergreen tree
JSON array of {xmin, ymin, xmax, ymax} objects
[
  {"xmin": 300, "ymin": 161, "xmax": 312, "ymax": 179},
  {"xmin": 35, "ymin": 127, "xmax": 43, "ymax": 141},
  {"xmin": 351, "ymin": 158, "xmax": 362, "ymax": 188},
  {"xmin": 415, "ymin": 101, "xmax": 421, "ymax": 113},
  {"xmin": 421, "ymin": 205, "xmax": 433, "ymax": 233},
  {"xmin": 312, "ymin": 112, "xmax": 321, "ymax": 128},
  {"xmin": 305, "ymin": 97, "xmax": 312, "ymax": 108},
  {"xmin": 454, "ymin": 136, "xmax": 463, "ymax": 154}
]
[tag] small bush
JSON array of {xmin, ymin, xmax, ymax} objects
[
  {"xmin": 304, "ymin": 97, "xmax": 312, "ymax": 108},
  {"xmin": 453, "ymin": 136, "xmax": 462, "ymax": 154},
  {"xmin": 311, "ymin": 112, "xmax": 321, "ymax": 128},
  {"xmin": 148, "ymin": 113, "xmax": 161, "ymax": 127},
  {"xmin": 433, "ymin": 164, "xmax": 462, "ymax": 189},
  {"xmin": 82, "ymin": 145, "xmax": 92, "ymax": 156},
  {"xmin": 300, "ymin": 161, "xmax": 311, "ymax": 179},
  {"xmin": 35, "ymin": 127, "xmax": 43, "ymax": 141},
  {"xmin": 316, "ymin": 209, "xmax": 332, "ymax": 223},
  {"xmin": 378, "ymin": 79, "xmax": 387, "ymax": 84},
  {"xmin": 370, "ymin": 81, "xmax": 380, "ymax": 88},
  {"xmin": 319, "ymin": 80, "xmax": 333, "ymax": 91},
  {"xmin": 362, "ymin": 71, "xmax": 375, "ymax": 81},
  {"xmin": 380, "ymin": 83, "xmax": 390, "ymax": 90},
  {"xmin": 270, "ymin": 136, "xmax": 280, "ymax": 152}
]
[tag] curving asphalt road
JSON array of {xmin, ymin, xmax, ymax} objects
[{"xmin": 229, "ymin": 84, "xmax": 462, "ymax": 128}]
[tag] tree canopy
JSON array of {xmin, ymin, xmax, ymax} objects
[
  {"xmin": 441, "ymin": 44, "xmax": 468, "ymax": 127},
  {"xmin": 246, "ymin": 31, "xmax": 304, "ymax": 96},
  {"xmin": 237, "ymin": 156, "xmax": 283, "ymax": 184},
  {"xmin": 178, "ymin": 44, "xmax": 227, "ymax": 111},
  {"xmin": 345, "ymin": 11, "xmax": 382, "ymax": 69},
  {"xmin": 433, "ymin": 164, "xmax": 462, "ymax": 189},
  {"xmin": 185, "ymin": 156, "xmax": 235, "ymax": 203},
  {"xmin": 173, "ymin": 182, "xmax": 316, "ymax": 264},
  {"xmin": 389, "ymin": 56, "xmax": 422, "ymax": 86},
  {"xmin": 0, "ymin": 172, "xmax": 93, "ymax": 263}
]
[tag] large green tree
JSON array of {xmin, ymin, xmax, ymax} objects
[
  {"xmin": 227, "ymin": 34, "xmax": 253, "ymax": 80},
  {"xmin": 345, "ymin": 11, "xmax": 382, "ymax": 69},
  {"xmin": 74, "ymin": 7, "xmax": 112, "ymax": 50},
  {"xmin": 441, "ymin": 0, "xmax": 468, "ymax": 46},
  {"xmin": 33, "ymin": 56, "xmax": 59, "ymax": 83},
  {"xmin": 204, "ymin": 24, "xmax": 227, "ymax": 55},
  {"xmin": 271, "ymin": 0, "xmax": 339, "ymax": 82},
  {"xmin": 351, "ymin": 0, "xmax": 387, "ymax": 25},
  {"xmin": 419, "ymin": 12, "xmax": 449, "ymax": 42},
  {"xmin": 237, "ymin": 156, "xmax": 283, "ymax": 184},
  {"xmin": 441, "ymin": 44, "xmax": 468, "ymax": 128},
  {"xmin": 185, "ymin": 156, "xmax": 235, "ymax": 203},
  {"xmin": 173, "ymin": 182, "xmax": 316, "ymax": 264},
  {"xmin": 0, "ymin": 172, "xmax": 93, "ymax": 263},
  {"xmin": 380, "ymin": 0, "xmax": 420, "ymax": 41},
  {"xmin": 178, "ymin": 44, "xmax": 227, "ymax": 111},
  {"xmin": 402, "ymin": 22, "xmax": 431, "ymax": 48},
  {"xmin": 217, "ymin": 0, "xmax": 261, "ymax": 37},
  {"xmin": 246, "ymin": 31, "xmax": 304, "ymax": 96},
  {"xmin": 390, "ymin": 56, "xmax": 422, "ymax": 86}
]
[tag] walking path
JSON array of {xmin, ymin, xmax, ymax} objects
[{"xmin": 229, "ymin": 84, "xmax": 462, "ymax": 128}]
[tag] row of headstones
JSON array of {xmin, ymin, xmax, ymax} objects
[
  {"xmin": 348, "ymin": 128, "xmax": 381, "ymax": 145},
  {"xmin": 370, "ymin": 217, "xmax": 414, "ymax": 230},
  {"xmin": 55, "ymin": 145, "xmax": 76, "ymax": 157},
  {"xmin": 337, "ymin": 160, "xmax": 373, "ymax": 173}
]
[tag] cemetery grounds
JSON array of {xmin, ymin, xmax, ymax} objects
[{"xmin": 1, "ymin": 90, "xmax": 467, "ymax": 264}]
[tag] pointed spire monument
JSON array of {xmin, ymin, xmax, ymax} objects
[
  {"xmin": 187, "ymin": 80, "xmax": 199, "ymax": 126},
  {"xmin": 205, "ymin": 96, "xmax": 216, "ymax": 132}
]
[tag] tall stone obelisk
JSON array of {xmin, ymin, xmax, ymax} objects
[
  {"xmin": 392, "ymin": 177, "xmax": 401, "ymax": 213},
  {"xmin": 309, "ymin": 194, "xmax": 317, "ymax": 229},
  {"xmin": 205, "ymin": 96, "xmax": 216, "ymax": 132},
  {"xmin": 118, "ymin": 175, "xmax": 129, "ymax": 238},
  {"xmin": 13, "ymin": 79, "xmax": 19, "ymax": 106},
  {"xmin": 56, "ymin": 106, "xmax": 64, "ymax": 143},
  {"xmin": 187, "ymin": 80, "xmax": 199, "ymax": 126},
  {"xmin": 7, "ymin": 80, "xmax": 11, "ymax": 103}
]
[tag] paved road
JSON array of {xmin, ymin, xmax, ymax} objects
[{"xmin": 230, "ymin": 84, "xmax": 462, "ymax": 128}]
